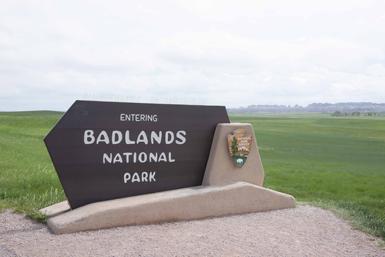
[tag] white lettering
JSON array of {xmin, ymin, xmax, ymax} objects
[
  {"xmin": 113, "ymin": 153, "xmax": 123, "ymax": 163},
  {"xmin": 136, "ymin": 131, "xmax": 148, "ymax": 144},
  {"xmin": 111, "ymin": 130, "xmax": 122, "ymax": 144},
  {"xmin": 123, "ymin": 152, "xmax": 132, "ymax": 163},
  {"xmin": 138, "ymin": 152, "xmax": 147, "ymax": 163},
  {"xmin": 103, "ymin": 152, "xmax": 175, "ymax": 164},
  {"xmin": 175, "ymin": 130, "xmax": 187, "ymax": 145},
  {"xmin": 150, "ymin": 131, "xmax": 162, "ymax": 144},
  {"xmin": 123, "ymin": 171, "xmax": 157, "ymax": 183},
  {"xmin": 158, "ymin": 152, "xmax": 167, "ymax": 162},
  {"xmin": 149, "ymin": 172, "xmax": 156, "ymax": 182},
  {"xmin": 149, "ymin": 152, "xmax": 158, "ymax": 162},
  {"xmin": 120, "ymin": 113, "xmax": 158, "ymax": 122},
  {"xmin": 102, "ymin": 153, "xmax": 112, "ymax": 164},
  {"xmin": 84, "ymin": 130, "xmax": 188, "ymax": 145},
  {"xmin": 132, "ymin": 172, "xmax": 140, "ymax": 183},
  {"xmin": 123, "ymin": 173, "xmax": 131, "ymax": 183},
  {"xmin": 124, "ymin": 130, "xmax": 135, "ymax": 144},
  {"xmin": 96, "ymin": 130, "xmax": 110, "ymax": 144},
  {"xmin": 141, "ymin": 172, "xmax": 148, "ymax": 182},
  {"xmin": 168, "ymin": 152, "xmax": 175, "ymax": 162},
  {"xmin": 84, "ymin": 130, "xmax": 95, "ymax": 144},
  {"xmin": 165, "ymin": 131, "xmax": 174, "ymax": 144}
]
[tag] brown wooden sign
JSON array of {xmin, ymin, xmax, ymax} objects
[{"xmin": 44, "ymin": 100, "xmax": 229, "ymax": 208}]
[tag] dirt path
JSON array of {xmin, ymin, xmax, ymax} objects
[{"xmin": 0, "ymin": 205, "xmax": 383, "ymax": 257}]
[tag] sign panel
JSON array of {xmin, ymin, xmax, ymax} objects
[{"xmin": 45, "ymin": 100, "xmax": 229, "ymax": 208}]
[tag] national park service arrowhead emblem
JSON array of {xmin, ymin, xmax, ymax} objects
[{"xmin": 227, "ymin": 128, "xmax": 252, "ymax": 168}]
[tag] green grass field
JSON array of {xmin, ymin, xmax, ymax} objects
[{"xmin": 0, "ymin": 112, "xmax": 384, "ymax": 239}]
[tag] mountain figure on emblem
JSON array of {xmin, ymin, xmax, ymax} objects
[{"xmin": 227, "ymin": 128, "xmax": 252, "ymax": 168}]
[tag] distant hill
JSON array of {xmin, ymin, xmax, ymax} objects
[
  {"xmin": 0, "ymin": 110, "xmax": 64, "ymax": 116},
  {"xmin": 228, "ymin": 102, "xmax": 385, "ymax": 114}
]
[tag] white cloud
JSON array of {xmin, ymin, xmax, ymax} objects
[{"xmin": 0, "ymin": 0, "xmax": 384, "ymax": 110}]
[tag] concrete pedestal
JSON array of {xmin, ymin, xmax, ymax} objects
[
  {"xmin": 44, "ymin": 182, "xmax": 295, "ymax": 234},
  {"xmin": 203, "ymin": 123, "xmax": 264, "ymax": 186}
]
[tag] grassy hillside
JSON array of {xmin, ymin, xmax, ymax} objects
[{"xmin": 0, "ymin": 112, "xmax": 384, "ymax": 239}]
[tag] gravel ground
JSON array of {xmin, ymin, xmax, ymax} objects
[{"xmin": 0, "ymin": 205, "xmax": 384, "ymax": 257}]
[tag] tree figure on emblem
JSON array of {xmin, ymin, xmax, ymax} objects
[{"xmin": 227, "ymin": 129, "xmax": 252, "ymax": 168}]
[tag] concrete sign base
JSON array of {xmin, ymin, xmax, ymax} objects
[
  {"xmin": 41, "ymin": 123, "xmax": 296, "ymax": 234},
  {"xmin": 44, "ymin": 182, "xmax": 295, "ymax": 234}
]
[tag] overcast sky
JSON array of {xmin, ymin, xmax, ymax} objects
[{"xmin": 1, "ymin": 0, "xmax": 385, "ymax": 111}]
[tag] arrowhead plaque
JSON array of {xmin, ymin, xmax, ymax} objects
[
  {"xmin": 227, "ymin": 128, "xmax": 252, "ymax": 167},
  {"xmin": 45, "ymin": 100, "xmax": 229, "ymax": 208}
]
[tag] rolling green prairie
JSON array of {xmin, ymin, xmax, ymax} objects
[
  {"xmin": 232, "ymin": 114, "xmax": 385, "ymax": 239},
  {"xmin": 0, "ymin": 111, "xmax": 64, "ymax": 221},
  {"xmin": 0, "ymin": 112, "xmax": 384, "ymax": 239}
]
